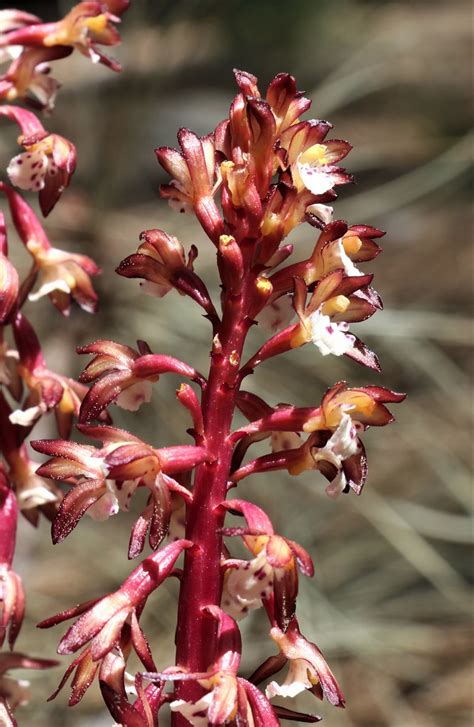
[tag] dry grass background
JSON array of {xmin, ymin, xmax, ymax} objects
[{"xmin": 1, "ymin": 0, "xmax": 472, "ymax": 725}]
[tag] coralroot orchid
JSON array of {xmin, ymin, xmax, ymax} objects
[{"xmin": 0, "ymin": 3, "xmax": 406, "ymax": 722}]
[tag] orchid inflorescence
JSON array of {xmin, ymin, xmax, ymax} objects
[
  {"xmin": 0, "ymin": 4, "xmax": 405, "ymax": 725},
  {"xmin": 0, "ymin": 3, "xmax": 130, "ymax": 724}
]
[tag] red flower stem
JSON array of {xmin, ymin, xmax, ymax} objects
[{"xmin": 173, "ymin": 261, "xmax": 254, "ymax": 718}]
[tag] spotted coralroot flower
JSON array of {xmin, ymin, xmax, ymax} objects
[
  {"xmin": 116, "ymin": 229, "xmax": 219, "ymax": 322},
  {"xmin": 251, "ymin": 617, "xmax": 345, "ymax": 708},
  {"xmin": 32, "ymin": 425, "xmax": 203, "ymax": 551},
  {"xmin": 1, "ymin": 184, "xmax": 99, "ymax": 313},
  {"xmin": 0, "ymin": 5, "xmax": 136, "ymax": 723},
  {"xmin": 77, "ymin": 339, "xmax": 204, "ymax": 419},
  {"xmin": 5, "ymin": 312, "xmax": 85, "ymax": 436},
  {"xmin": 0, "ymin": 106, "xmax": 76, "ymax": 215},
  {"xmin": 156, "ymin": 129, "xmax": 223, "ymax": 242},
  {"xmin": 231, "ymin": 383, "xmax": 405, "ymax": 498},
  {"xmin": 142, "ymin": 607, "xmax": 280, "ymax": 727},
  {"xmin": 260, "ymin": 221, "xmax": 384, "ymax": 333},
  {"xmin": 220, "ymin": 500, "xmax": 313, "ymax": 631},
  {"xmin": 0, "ymin": 45, "xmax": 69, "ymax": 112},
  {"xmin": 4, "ymin": 445, "xmax": 60, "ymax": 525},
  {"xmin": 0, "ymin": 1, "xmax": 129, "ymax": 75}
]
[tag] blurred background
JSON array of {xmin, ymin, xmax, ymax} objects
[{"xmin": 1, "ymin": 0, "xmax": 472, "ymax": 725}]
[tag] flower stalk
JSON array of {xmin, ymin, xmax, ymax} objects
[{"xmin": 174, "ymin": 254, "xmax": 253, "ymax": 703}]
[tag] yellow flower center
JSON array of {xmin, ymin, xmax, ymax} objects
[
  {"xmin": 342, "ymin": 233, "xmax": 363, "ymax": 255},
  {"xmin": 320, "ymin": 295, "xmax": 350, "ymax": 317},
  {"xmin": 260, "ymin": 212, "xmax": 280, "ymax": 237},
  {"xmin": 256, "ymin": 277, "xmax": 273, "ymax": 294},
  {"xmin": 84, "ymin": 14, "xmax": 108, "ymax": 34},
  {"xmin": 299, "ymin": 144, "xmax": 329, "ymax": 167}
]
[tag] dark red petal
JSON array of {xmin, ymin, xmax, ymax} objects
[
  {"xmin": 100, "ymin": 682, "xmax": 147, "ymax": 727},
  {"xmin": 248, "ymin": 653, "xmax": 286, "ymax": 686},
  {"xmin": 239, "ymin": 679, "xmax": 279, "ymax": 727},
  {"xmin": 52, "ymin": 480, "xmax": 106, "ymax": 544},
  {"xmin": 130, "ymin": 611, "xmax": 156, "ymax": 672},
  {"xmin": 79, "ymin": 370, "xmax": 131, "ymax": 422},
  {"xmin": 345, "ymin": 337, "xmax": 381, "ymax": 372},
  {"xmin": 286, "ymin": 539, "xmax": 314, "ymax": 577},
  {"xmin": 128, "ymin": 501, "xmax": 153, "ymax": 559},
  {"xmin": 272, "ymin": 561, "xmax": 298, "ymax": 632},
  {"xmin": 222, "ymin": 499, "xmax": 274, "ymax": 535},
  {"xmin": 273, "ymin": 706, "xmax": 322, "ymax": 722}
]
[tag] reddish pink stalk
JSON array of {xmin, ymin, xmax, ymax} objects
[{"xmin": 174, "ymin": 262, "xmax": 255, "ymax": 713}]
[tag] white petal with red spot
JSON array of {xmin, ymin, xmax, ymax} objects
[
  {"xmin": 116, "ymin": 381, "xmax": 153, "ymax": 411},
  {"xmin": 170, "ymin": 693, "xmax": 213, "ymax": 727},
  {"xmin": 309, "ymin": 310, "xmax": 355, "ymax": 356},
  {"xmin": 221, "ymin": 550, "xmax": 273, "ymax": 620},
  {"xmin": 258, "ymin": 295, "xmax": 295, "ymax": 332},
  {"xmin": 297, "ymin": 161, "xmax": 337, "ymax": 195},
  {"xmin": 313, "ymin": 413, "xmax": 361, "ymax": 498},
  {"xmin": 7, "ymin": 150, "xmax": 48, "ymax": 191}
]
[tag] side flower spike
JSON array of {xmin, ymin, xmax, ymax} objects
[
  {"xmin": 250, "ymin": 617, "xmax": 345, "ymax": 708},
  {"xmin": 38, "ymin": 540, "xmax": 192, "ymax": 663},
  {"xmin": 78, "ymin": 339, "xmax": 204, "ymax": 421},
  {"xmin": 219, "ymin": 500, "xmax": 313, "ymax": 631},
  {"xmin": 0, "ymin": 106, "xmax": 76, "ymax": 215}
]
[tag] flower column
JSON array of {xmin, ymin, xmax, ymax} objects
[{"xmin": 174, "ymin": 244, "xmax": 255, "ymax": 706}]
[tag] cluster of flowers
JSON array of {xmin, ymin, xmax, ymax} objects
[
  {"xmin": 0, "ymin": 3, "xmax": 130, "ymax": 724},
  {"xmin": 0, "ymin": 4, "xmax": 405, "ymax": 723},
  {"xmin": 14, "ymin": 67, "xmax": 404, "ymax": 725}
]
